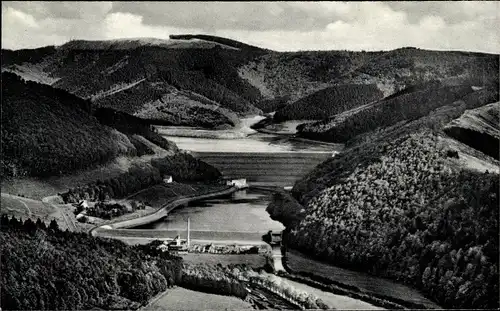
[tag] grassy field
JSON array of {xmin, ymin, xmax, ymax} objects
[
  {"xmin": 128, "ymin": 183, "xmax": 226, "ymax": 208},
  {"xmin": 281, "ymin": 277, "xmax": 382, "ymax": 310},
  {"xmin": 0, "ymin": 194, "xmax": 75, "ymax": 231},
  {"xmin": 1, "ymin": 149, "xmax": 172, "ymax": 200},
  {"xmin": 286, "ymin": 250, "xmax": 441, "ymax": 309},
  {"xmin": 143, "ymin": 287, "xmax": 253, "ymax": 311},
  {"xmin": 1, "ymin": 195, "xmax": 54, "ymax": 217}
]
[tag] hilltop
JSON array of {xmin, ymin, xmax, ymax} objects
[{"xmin": 2, "ymin": 36, "xmax": 498, "ymax": 129}]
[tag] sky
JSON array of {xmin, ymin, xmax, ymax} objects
[{"xmin": 2, "ymin": 1, "xmax": 499, "ymax": 53}]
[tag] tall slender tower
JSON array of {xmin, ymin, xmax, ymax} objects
[{"xmin": 187, "ymin": 217, "xmax": 191, "ymax": 248}]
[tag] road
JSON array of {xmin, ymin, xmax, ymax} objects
[
  {"xmin": 42, "ymin": 195, "xmax": 78, "ymax": 232},
  {"xmin": 90, "ymin": 186, "xmax": 238, "ymax": 236}
]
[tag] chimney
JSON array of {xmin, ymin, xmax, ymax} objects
[{"xmin": 187, "ymin": 217, "xmax": 190, "ymax": 248}]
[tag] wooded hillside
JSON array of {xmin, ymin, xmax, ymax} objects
[{"xmin": 1, "ymin": 72, "xmax": 137, "ymax": 178}]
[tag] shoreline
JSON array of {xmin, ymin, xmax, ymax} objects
[
  {"xmin": 154, "ymin": 115, "xmax": 266, "ymax": 140},
  {"xmin": 90, "ymin": 185, "xmax": 238, "ymax": 237}
]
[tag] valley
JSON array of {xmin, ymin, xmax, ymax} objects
[{"xmin": 1, "ymin": 30, "xmax": 499, "ymax": 311}]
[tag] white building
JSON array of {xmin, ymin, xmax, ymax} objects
[
  {"xmin": 226, "ymin": 178, "xmax": 248, "ymax": 189},
  {"xmin": 163, "ymin": 175, "xmax": 173, "ymax": 184},
  {"xmin": 78, "ymin": 200, "xmax": 89, "ymax": 209},
  {"xmin": 76, "ymin": 213, "xmax": 86, "ymax": 222}
]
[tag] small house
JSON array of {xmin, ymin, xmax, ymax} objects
[
  {"xmin": 226, "ymin": 178, "xmax": 248, "ymax": 189},
  {"xmin": 76, "ymin": 213, "xmax": 87, "ymax": 222},
  {"xmin": 158, "ymin": 243, "xmax": 169, "ymax": 252},
  {"xmin": 78, "ymin": 200, "xmax": 89, "ymax": 210},
  {"xmin": 163, "ymin": 175, "xmax": 173, "ymax": 184},
  {"xmin": 266, "ymin": 230, "xmax": 283, "ymax": 246}
]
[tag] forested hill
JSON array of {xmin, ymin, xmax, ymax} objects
[
  {"xmin": 2, "ymin": 36, "xmax": 498, "ymax": 128},
  {"xmin": 0, "ymin": 72, "xmax": 176, "ymax": 179},
  {"xmin": 267, "ymin": 81, "xmax": 499, "ymax": 309},
  {"xmin": 297, "ymin": 84, "xmax": 499, "ymax": 143},
  {"xmin": 0, "ymin": 215, "xmax": 183, "ymax": 310}
]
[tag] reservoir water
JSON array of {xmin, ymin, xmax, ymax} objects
[
  {"xmin": 140, "ymin": 130, "xmax": 333, "ymax": 233},
  {"xmin": 138, "ymin": 189, "xmax": 285, "ymax": 234},
  {"xmin": 163, "ymin": 132, "xmax": 340, "ymax": 153}
]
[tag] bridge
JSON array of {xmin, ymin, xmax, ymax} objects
[
  {"xmin": 190, "ymin": 151, "xmax": 332, "ymax": 188},
  {"xmin": 263, "ymin": 230, "xmax": 286, "ymax": 273}
]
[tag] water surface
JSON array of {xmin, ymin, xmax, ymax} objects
[
  {"xmin": 164, "ymin": 132, "xmax": 341, "ymax": 153},
  {"xmin": 139, "ymin": 189, "xmax": 285, "ymax": 233}
]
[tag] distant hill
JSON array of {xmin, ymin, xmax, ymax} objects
[
  {"xmin": 298, "ymin": 83, "xmax": 499, "ymax": 143},
  {"xmin": 273, "ymin": 84, "xmax": 384, "ymax": 121},
  {"xmin": 239, "ymin": 47, "xmax": 498, "ymax": 105},
  {"xmin": 2, "ymin": 38, "xmax": 498, "ymax": 128},
  {"xmin": 169, "ymin": 34, "xmax": 269, "ymax": 52},
  {"xmin": 1, "ymin": 37, "xmax": 265, "ymax": 127},
  {"xmin": 0, "ymin": 72, "xmax": 175, "ymax": 178}
]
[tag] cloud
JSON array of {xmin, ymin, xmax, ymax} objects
[
  {"xmin": 4, "ymin": 1, "xmax": 112, "ymax": 20},
  {"xmin": 110, "ymin": 2, "xmax": 335, "ymax": 32},
  {"xmin": 1, "ymin": 1, "xmax": 499, "ymax": 53}
]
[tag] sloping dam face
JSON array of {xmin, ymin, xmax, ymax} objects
[{"xmin": 191, "ymin": 152, "xmax": 333, "ymax": 187}]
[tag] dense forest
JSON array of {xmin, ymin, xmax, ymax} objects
[
  {"xmin": 181, "ymin": 263, "xmax": 248, "ymax": 299},
  {"xmin": 93, "ymin": 107, "xmax": 179, "ymax": 153},
  {"xmin": 298, "ymin": 84, "xmax": 498, "ymax": 143},
  {"xmin": 1, "ymin": 72, "xmax": 138, "ymax": 178},
  {"xmin": 2, "ymin": 218, "xmax": 322, "ymax": 310},
  {"xmin": 269, "ymin": 131, "xmax": 499, "ymax": 309},
  {"xmin": 273, "ymin": 84, "xmax": 384, "ymax": 121},
  {"xmin": 133, "ymin": 90, "xmax": 240, "ymax": 129},
  {"xmin": 84, "ymin": 200, "xmax": 146, "ymax": 220},
  {"xmin": 0, "ymin": 215, "xmax": 183, "ymax": 310},
  {"xmin": 150, "ymin": 153, "xmax": 222, "ymax": 183}
]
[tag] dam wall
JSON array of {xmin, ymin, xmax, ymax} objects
[{"xmin": 191, "ymin": 152, "xmax": 332, "ymax": 187}]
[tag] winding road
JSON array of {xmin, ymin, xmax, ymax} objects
[{"xmin": 90, "ymin": 186, "xmax": 239, "ymax": 236}]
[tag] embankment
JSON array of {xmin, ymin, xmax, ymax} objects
[{"xmin": 90, "ymin": 186, "xmax": 237, "ymax": 237}]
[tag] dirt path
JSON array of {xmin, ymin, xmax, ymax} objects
[{"xmin": 1, "ymin": 193, "xmax": 32, "ymax": 216}]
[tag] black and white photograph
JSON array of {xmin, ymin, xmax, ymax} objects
[{"xmin": 1, "ymin": 1, "xmax": 499, "ymax": 310}]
